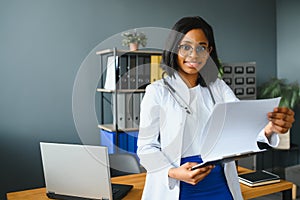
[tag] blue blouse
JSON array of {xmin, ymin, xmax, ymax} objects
[{"xmin": 179, "ymin": 155, "xmax": 233, "ymax": 200}]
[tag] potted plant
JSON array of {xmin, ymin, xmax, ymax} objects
[
  {"xmin": 121, "ymin": 29, "xmax": 147, "ymax": 51},
  {"xmin": 258, "ymin": 77, "xmax": 300, "ymax": 149}
]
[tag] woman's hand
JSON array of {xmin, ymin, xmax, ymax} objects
[
  {"xmin": 168, "ymin": 162, "xmax": 214, "ymax": 185},
  {"xmin": 265, "ymin": 107, "xmax": 295, "ymax": 137}
]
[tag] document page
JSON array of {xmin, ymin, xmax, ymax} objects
[
  {"xmin": 198, "ymin": 97, "xmax": 281, "ymax": 164},
  {"xmin": 104, "ymin": 56, "xmax": 117, "ymax": 90}
]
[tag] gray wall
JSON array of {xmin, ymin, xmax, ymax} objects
[
  {"xmin": 0, "ymin": 0, "xmax": 279, "ymax": 198},
  {"xmin": 276, "ymin": 0, "xmax": 300, "ymax": 160},
  {"xmin": 277, "ymin": 0, "xmax": 300, "ymax": 82}
]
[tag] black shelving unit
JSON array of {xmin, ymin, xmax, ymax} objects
[{"xmin": 96, "ymin": 48, "xmax": 162, "ymax": 154}]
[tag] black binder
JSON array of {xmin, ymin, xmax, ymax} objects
[{"xmin": 238, "ymin": 170, "xmax": 280, "ymax": 187}]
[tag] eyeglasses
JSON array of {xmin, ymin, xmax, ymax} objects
[{"xmin": 178, "ymin": 44, "xmax": 210, "ymax": 57}]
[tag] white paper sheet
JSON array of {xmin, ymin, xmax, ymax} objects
[
  {"xmin": 104, "ymin": 56, "xmax": 117, "ymax": 90},
  {"xmin": 199, "ymin": 97, "xmax": 281, "ymax": 163}
]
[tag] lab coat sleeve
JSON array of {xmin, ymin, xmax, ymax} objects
[
  {"xmin": 137, "ymin": 84, "xmax": 177, "ymax": 189},
  {"xmin": 257, "ymin": 127, "xmax": 279, "ymax": 147}
]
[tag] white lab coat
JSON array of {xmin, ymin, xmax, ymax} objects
[{"xmin": 137, "ymin": 72, "xmax": 279, "ymax": 200}]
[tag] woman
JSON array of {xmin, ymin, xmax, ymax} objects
[{"xmin": 137, "ymin": 16, "xmax": 294, "ymax": 200}]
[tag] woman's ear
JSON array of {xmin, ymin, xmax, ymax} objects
[
  {"xmin": 204, "ymin": 46, "xmax": 213, "ymax": 59},
  {"xmin": 208, "ymin": 46, "xmax": 213, "ymax": 54}
]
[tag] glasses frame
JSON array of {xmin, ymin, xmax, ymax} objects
[{"xmin": 177, "ymin": 44, "xmax": 211, "ymax": 58}]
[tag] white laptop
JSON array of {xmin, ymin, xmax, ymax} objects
[{"xmin": 40, "ymin": 142, "xmax": 133, "ymax": 200}]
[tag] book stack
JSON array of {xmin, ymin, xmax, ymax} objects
[
  {"xmin": 104, "ymin": 54, "xmax": 162, "ymax": 130},
  {"xmin": 104, "ymin": 55, "xmax": 162, "ymax": 91},
  {"xmin": 238, "ymin": 170, "xmax": 280, "ymax": 187}
]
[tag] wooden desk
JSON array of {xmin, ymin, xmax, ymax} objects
[
  {"xmin": 7, "ymin": 167, "xmax": 293, "ymax": 200},
  {"xmin": 238, "ymin": 167, "xmax": 293, "ymax": 199},
  {"xmin": 5, "ymin": 173, "xmax": 145, "ymax": 200}
]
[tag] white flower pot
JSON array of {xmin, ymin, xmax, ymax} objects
[{"xmin": 129, "ymin": 43, "xmax": 138, "ymax": 51}]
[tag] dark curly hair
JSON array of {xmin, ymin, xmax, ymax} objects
[{"xmin": 161, "ymin": 16, "xmax": 221, "ymax": 86}]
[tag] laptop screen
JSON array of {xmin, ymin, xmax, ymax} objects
[{"xmin": 40, "ymin": 142, "xmax": 112, "ymax": 200}]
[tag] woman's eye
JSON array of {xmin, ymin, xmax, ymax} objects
[
  {"xmin": 183, "ymin": 45, "xmax": 191, "ymax": 50},
  {"xmin": 196, "ymin": 46, "xmax": 205, "ymax": 52}
]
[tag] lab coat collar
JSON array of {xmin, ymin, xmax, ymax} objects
[{"xmin": 165, "ymin": 71, "xmax": 191, "ymax": 106}]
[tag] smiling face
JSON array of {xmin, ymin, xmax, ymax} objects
[{"xmin": 177, "ymin": 29, "xmax": 211, "ymax": 87}]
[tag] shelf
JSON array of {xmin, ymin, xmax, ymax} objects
[
  {"xmin": 97, "ymin": 48, "xmax": 162, "ymax": 154},
  {"xmin": 96, "ymin": 88, "xmax": 146, "ymax": 93},
  {"xmin": 96, "ymin": 48, "xmax": 162, "ymax": 56},
  {"xmin": 98, "ymin": 124, "xmax": 139, "ymax": 132}
]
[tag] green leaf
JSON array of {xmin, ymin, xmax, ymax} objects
[{"xmin": 258, "ymin": 78, "xmax": 300, "ymax": 109}]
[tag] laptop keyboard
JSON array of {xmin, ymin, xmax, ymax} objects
[
  {"xmin": 46, "ymin": 184, "xmax": 132, "ymax": 200},
  {"xmin": 112, "ymin": 187, "xmax": 120, "ymax": 195},
  {"xmin": 111, "ymin": 184, "xmax": 133, "ymax": 200}
]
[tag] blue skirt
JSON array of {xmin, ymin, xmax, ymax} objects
[{"xmin": 179, "ymin": 155, "xmax": 233, "ymax": 200}]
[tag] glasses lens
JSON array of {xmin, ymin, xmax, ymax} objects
[
  {"xmin": 178, "ymin": 45, "xmax": 208, "ymax": 57},
  {"xmin": 178, "ymin": 45, "xmax": 191, "ymax": 57},
  {"xmin": 196, "ymin": 46, "xmax": 206, "ymax": 53}
]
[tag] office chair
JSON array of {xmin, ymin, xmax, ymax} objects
[
  {"xmin": 109, "ymin": 153, "xmax": 144, "ymax": 177},
  {"xmin": 285, "ymin": 164, "xmax": 300, "ymax": 200}
]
